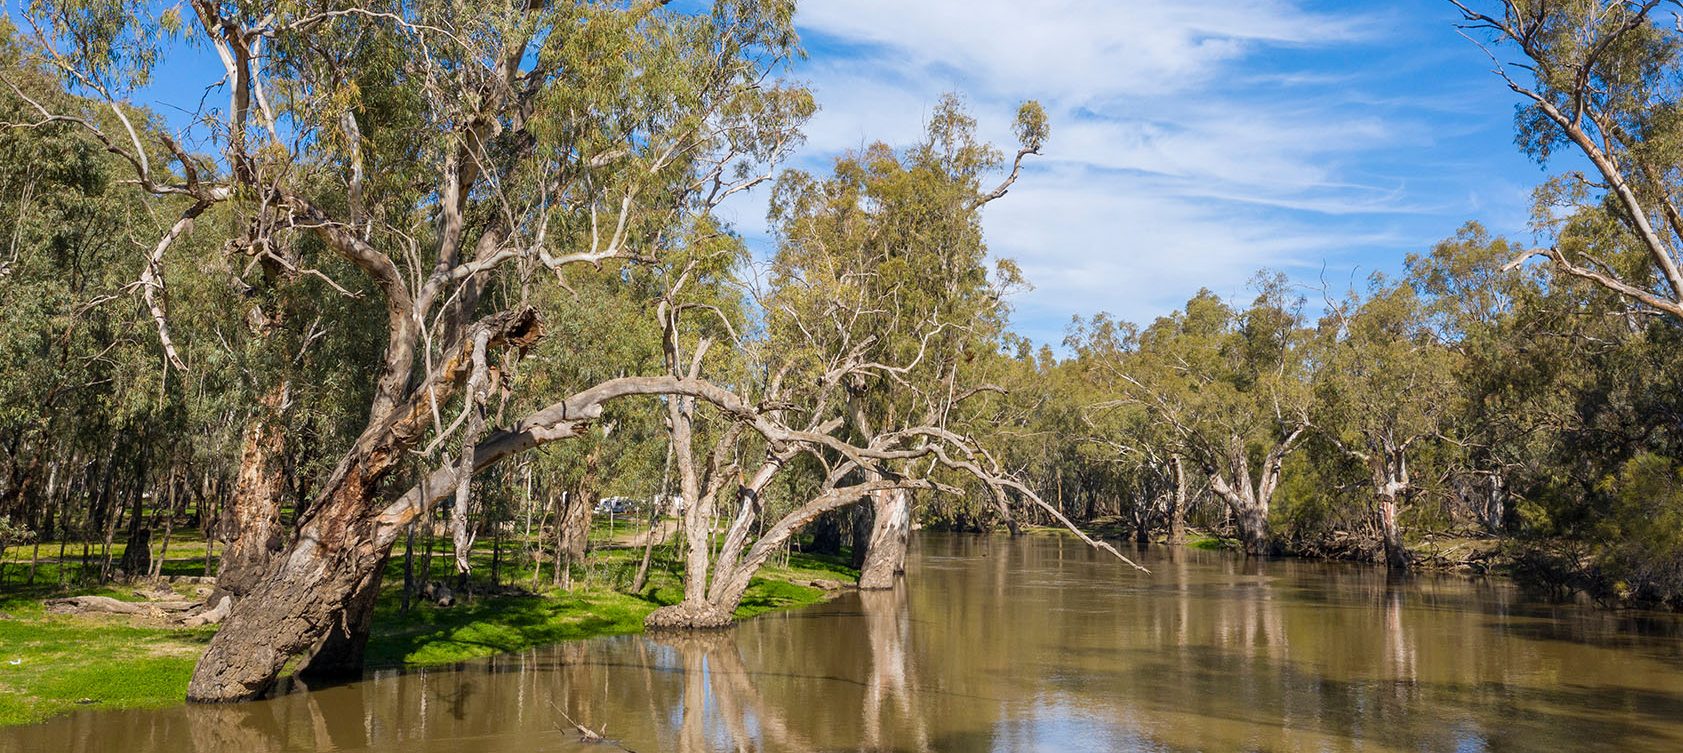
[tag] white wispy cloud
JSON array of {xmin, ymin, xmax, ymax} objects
[{"xmin": 716, "ymin": 1, "xmax": 1534, "ymax": 347}]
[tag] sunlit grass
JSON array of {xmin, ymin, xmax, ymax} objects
[{"xmin": 0, "ymin": 530, "xmax": 856, "ymax": 727}]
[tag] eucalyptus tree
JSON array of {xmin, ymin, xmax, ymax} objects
[
  {"xmin": 1312, "ymin": 278, "xmax": 1461, "ymax": 569},
  {"xmin": 0, "ymin": 23, "xmax": 261, "ymax": 588},
  {"xmin": 638, "ymin": 211, "xmax": 1144, "ymax": 627},
  {"xmin": 763, "ymin": 94, "xmax": 1047, "ymax": 588},
  {"xmin": 1063, "ymin": 313, "xmax": 1193, "ymax": 541},
  {"xmin": 1091, "ymin": 280, "xmax": 1314, "ymax": 556},
  {"xmin": 15, "ymin": 0, "xmax": 816, "ymax": 701},
  {"xmin": 1405, "ymin": 224, "xmax": 1536, "ymax": 532},
  {"xmin": 1454, "ymin": 1, "xmax": 1683, "ymax": 321}
]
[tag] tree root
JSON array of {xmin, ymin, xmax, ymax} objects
[
  {"xmin": 643, "ymin": 602, "xmax": 735, "ymax": 631},
  {"xmin": 181, "ymin": 595, "xmax": 232, "ymax": 627}
]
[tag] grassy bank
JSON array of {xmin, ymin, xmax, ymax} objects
[{"xmin": 0, "ymin": 532, "xmax": 856, "ymax": 727}]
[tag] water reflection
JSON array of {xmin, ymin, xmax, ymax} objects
[{"xmin": 6, "ymin": 535, "xmax": 1683, "ymax": 752}]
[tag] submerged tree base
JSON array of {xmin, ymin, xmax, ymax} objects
[{"xmin": 643, "ymin": 602, "xmax": 735, "ymax": 631}]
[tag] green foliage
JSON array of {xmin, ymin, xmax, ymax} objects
[{"xmin": 1591, "ymin": 453, "xmax": 1683, "ymax": 606}]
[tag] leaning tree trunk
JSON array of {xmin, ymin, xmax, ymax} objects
[
  {"xmin": 187, "ymin": 468, "xmax": 388, "ymax": 702},
  {"xmin": 858, "ymin": 488, "xmax": 911, "ymax": 590},
  {"xmin": 699, "ymin": 482, "xmax": 904, "ymax": 621},
  {"xmin": 299, "ymin": 558, "xmax": 387, "ymax": 680}
]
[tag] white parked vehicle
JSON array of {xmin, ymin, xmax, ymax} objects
[{"xmin": 594, "ymin": 496, "xmax": 638, "ymax": 515}]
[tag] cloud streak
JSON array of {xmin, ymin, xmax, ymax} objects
[{"xmin": 746, "ymin": 0, "xmax": 1539, "ymax": 347}]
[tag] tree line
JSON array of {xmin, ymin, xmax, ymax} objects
[{"xmin": 0, "ymin": 0, "xmax": 1680, "ymax": 706}]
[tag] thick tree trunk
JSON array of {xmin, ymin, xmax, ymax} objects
[
  {"xmin": 849, "ymin": 502, "xmax": 873, "ymax": 569},
  {"xmin": 1377, "ymin": 491, "xmax": 1409, "ymax": 571},
  {"xmin": 118, "ymin": 525, "xmax": 151, "ymax": 580},
  {"xmin": 858, "ymin": 488, "xmax": 910, "ymax": 590},
  {"xmin": 299, "ymin": 562, "xmax": 386, "ymax": 680},
  {"xmin": 1167, "ymin": 455, "xmax": 1188, "ymax": 545},
  {"xmin": 557, "ymin": 453, "xmax": 596, "ymax": 590},
  {"xmin": 1210, "ymin": 473, "xmax": 1270, "ymax": 557},
  {"xmin": 214, "ymin": 386, "xmax": 289, "ymax": 602},
  {"xmin": 1205, "ymin": 432, "xmax": 1299, "ymax": 557},
  {"xmin": 187, "ymin": 473, "xmax": 386, "ymax": 702},
  {"xmin": 1234, "ymin": 500, "xmax": 1269, "ymax": 556}
]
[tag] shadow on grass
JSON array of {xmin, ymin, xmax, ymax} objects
[{"xmin": 363, "ymin": 550, "xmax": 855, "ymax": 669}]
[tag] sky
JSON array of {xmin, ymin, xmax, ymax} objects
[
  {"xmin": 711, "ymin": 0, "xmax": 1550, "ymax": 348},
  {"xmin": 83, "ymin": 0, "xmax": 1550, "ymax": 351}
]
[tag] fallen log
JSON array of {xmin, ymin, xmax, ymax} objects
[
  {"xmin": 45, "ymin": 596, "xmax": 161, "ymax": 617},
  {"xmin": 46, "ymin": 595, "xmax": 210, "ymax": 619}
]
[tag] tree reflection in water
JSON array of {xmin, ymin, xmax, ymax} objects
[{"xmin": 8, "ymin": 535, "xmax": 1683, "ymax": 753}]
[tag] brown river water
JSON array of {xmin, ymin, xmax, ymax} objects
[{"xmin": 6, "ymin": 533, "xmax": 1683, "ymax": 752}]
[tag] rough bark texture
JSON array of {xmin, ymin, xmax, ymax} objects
[
  {"xmin": 187, "ymin": 467, "xmax": 387, "ymax": 702},
  {"xmin": 1167, "ymin": 455, "xmax": 1188, "ymax": 545},
  {"xmin": 213, "ymin": 386, "xmax": 289, "ymax": 602},
  {"xmin": 299, "ymin": 562, "xmax": 386, "ymax": 680},
  {"xmin": 645, "ymin": 600, "xmax": 735, "ymax": 630},
  {"xmin": 189, "ymin": 309, "xmax": 542, "ymax": 702},
  {"xmin": 1210, "ymin": 472, "xmax": 1272, "ymax": 557},
  {"xmin": 858, "ymin": 488, "xmax": 911, "ymax": 590},
  {"xmin": 1237, "ymin": 504, "xmax": 1269, "ymax": 556}
]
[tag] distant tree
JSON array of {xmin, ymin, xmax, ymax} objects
[
  {"xmin": 1313, "ymin": 278, "xmax": 1461, "ymax": 569},
  {"xmin": 1077, "ymin": 279, "xmax": 1314, "ymax": 556}
]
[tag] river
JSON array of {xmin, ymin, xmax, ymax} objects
[{"xmin": 7, "ymin": 533, "xmax": 1683, "ymax": 752}]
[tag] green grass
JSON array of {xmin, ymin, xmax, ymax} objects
[
  {"xmin": 1187, "ymin": 533, "xmax": 1238, "ymax": 551},
  {"xmin": 0, "ymin": 596, "xmax": 215, "ymax": 727},
  {"xmin": 366, "ymin": 542, "xmax": 852, "ymax": 667},
  {"xmin": 0, "ymin": 532, "xmax": 856, "ymax": 727}
]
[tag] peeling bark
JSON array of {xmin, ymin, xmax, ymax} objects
[
  {"xmin": 214, "ymin": 384, "xmax": 289, "ymax": 603},
  {"xmin": 858, "ymin": 488, "xmax": 910, "ymax": 590},
  {"xmin": 1167, "ymin": 455, "xmax": 1188, "ymax": 545}
]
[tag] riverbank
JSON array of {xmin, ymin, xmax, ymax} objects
[
  {"xmin": 1024, "ymin": 517, "xmax": 1509, "ymax": 573},
  {"xmin": 0, "ymin": 538, "xmax": 856, "ymax": 727}
]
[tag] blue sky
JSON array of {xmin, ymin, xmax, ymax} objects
[
  {"xmin": 86, "ymin": 0, "xmax": 1550, "ymax": 349},
  {"xmin": 712, "ymin": 0, "xmax": 1551, "ymax": 348}
]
